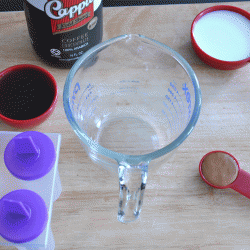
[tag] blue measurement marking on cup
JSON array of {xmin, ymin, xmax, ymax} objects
[
  {"xmin": 163, "ymin": 99, "xmax": 176, "ymax": 133},
  {"xmin": 119, "ymin": 80, "xmax": 139, "ymax": 94},
  {"xmin": 182, "ymin": 83, "xmax": 192, "ymax": 120},
  {"xmin": 169, "ymin": 80, "xmax": 187, "ymax": 129},
  {"xmin": 79, "ymin": 94, "xmax": 98, "ymax": 122},
  {"xmin": 77, "ymin": 83, "xmax": 94, "ymax": 112},
  {"xmin": 167, "ymin": 87, "xmax": 182, "ymax": 131},
  {"xmin": 78, "ymin": 84, "xmax": 99, "ymax": 123},
  {"xmin": 84, "ymin": 106, "xmax": 97, "ymax": 133},
  {"xmin": 170, "ymin": 81, "xmax": 185, "ymax": 114},
  {"xmin": 71, "ymin": 82, "xmax": 81, "ymax": 111},
  {"xmin": 162, "ymin": 80, "xmax": 191, "ymax": 133},
  {"xmin": 162, "ymin": 102, "xmax": 174, "ymax": 134},
  {"xmin": 164, "ymin": 92, "xmax": 180, "ymax": 132},
  {"xmin": 71, "ymin": 82, "xmax": 99, "ymax": 128}
]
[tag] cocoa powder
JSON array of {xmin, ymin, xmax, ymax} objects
[{"xmin": 201, "ymin": 152, "xmax": 238, "ymax": 187}]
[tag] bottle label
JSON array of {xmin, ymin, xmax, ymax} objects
[
  {"xmin": 44, "ymin": 0, "xmax": 94, "ymax": 34},
  {"xmin": 24, "ymin": 0, "xmax": 102, "ymax": 65}
]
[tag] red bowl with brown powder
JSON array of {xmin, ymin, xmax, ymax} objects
[{"xmin": 199, "ymin": 151, "xmax": 250, "ymax": 199}]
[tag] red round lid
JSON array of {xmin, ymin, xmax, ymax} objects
[{"xmin": 191, "ymin": 5, "xmax": 250, "ymax": 70}]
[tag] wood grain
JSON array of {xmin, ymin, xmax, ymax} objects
[{"xmin": 0, "ymin": 2, "xmax": 250, "ymax": 249}]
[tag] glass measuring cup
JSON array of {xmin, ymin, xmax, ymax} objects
[
  {"xmin": 199, "ymin": 151, "xmax": 250, "ymax": 198},
  {"xmin": 63, "ymin": 34, "xmax": 202, "ymax": 223}
]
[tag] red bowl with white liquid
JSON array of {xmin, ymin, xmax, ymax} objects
[{"xmin": 191, "ymin": 5, "xmax": 250, "ymax": 70}]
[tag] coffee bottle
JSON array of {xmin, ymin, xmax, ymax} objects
[{"xmin": 23, "ymin": 0, "xmax": 103, "ymax": 68}]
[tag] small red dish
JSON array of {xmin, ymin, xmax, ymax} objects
[
  {"xmin": 0, "ymin": 64, "xmax": 58, "ymax": 128},
  {"xmin": 199, "ymin": 151, "xmax": 250, "ymax": 199},
  {"xmin": 191, "ymin": 5, "xmax": 250, "ymax": 70}
]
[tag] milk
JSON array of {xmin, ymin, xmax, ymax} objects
[{"xmin": 193, "ymin": 10, "xmax": 250, "ymax": 61}]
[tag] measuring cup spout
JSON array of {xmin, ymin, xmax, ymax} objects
[{"xmin": 118, "ymin": 162, "xmax": 148, "ymax": 223}]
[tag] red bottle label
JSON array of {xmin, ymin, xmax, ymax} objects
[{"xmin": 44, "ymin": 0, "xmax": 94, "ymax": 34}]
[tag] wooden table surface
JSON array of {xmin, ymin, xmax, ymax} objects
[{"xmin": 0, "ymin": 1, "xmax": 250, "ymax": 249}]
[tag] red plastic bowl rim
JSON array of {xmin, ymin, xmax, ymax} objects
[
  {"xmin": 199, "ymin": 150, "xmax": 240, "ymax": 189},
  {"xmin": 191, "ymin": 5, "xmax": 250, "ymax": 68},
  {"xmin": 0, "ymin": 64, "xmax": 58, "ymax": 127}
]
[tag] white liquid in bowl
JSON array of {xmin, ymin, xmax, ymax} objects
[{"xmin": 193, "ymin": 10, "xmax": 250, "ymax": 61}]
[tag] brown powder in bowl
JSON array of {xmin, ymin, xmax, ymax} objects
[{"xmin": 201, "ymin": 152, "xmax": 238, "ymax": 187}]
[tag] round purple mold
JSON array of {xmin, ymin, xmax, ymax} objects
[
  {"xmin": 4, "ymin": 131, "xmax": 56, "ymax": 180},
  {"xmin": 0, "ymin": 189, "xmax": 48, "ymax": 243}
]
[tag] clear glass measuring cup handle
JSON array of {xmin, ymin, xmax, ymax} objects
[
  {"xmin": 230, "ymin": 168, "xmax": 250, "ymax": 199},
  {"xmin": 118, "ymin": 162, "xmax": 148, "ymax": 223}
]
